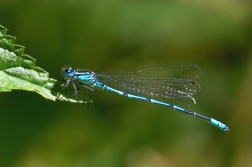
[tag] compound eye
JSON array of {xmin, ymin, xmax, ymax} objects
[{"xmin": 65, "ymin": 67, "xmax": 72, "ymax": 73}]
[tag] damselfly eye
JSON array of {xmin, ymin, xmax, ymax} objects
[
  {"xmin": 65, "ymin": 67, "xmax": 72, "ymax": 73},
  {"xmin": 62, "ymin": 67, "xmax": 74, "ymax": 77}
]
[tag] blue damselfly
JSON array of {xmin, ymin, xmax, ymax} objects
[{"xmin": 62, "ymin": 64, "xmax": 229, "ymax": 132}]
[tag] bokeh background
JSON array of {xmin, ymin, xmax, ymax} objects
[{"xmin": 0, "ymin": 1, "xmax": 252, "ymax": 167}]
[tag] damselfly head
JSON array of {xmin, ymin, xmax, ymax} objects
[{"xmin": 62, "ymin": 66, "xmax": 75, "ymax": 77}]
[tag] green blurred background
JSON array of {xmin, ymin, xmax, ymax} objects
[{"xmin": 0, "ymin": 1, "xmax": 252, "ymax": 167}]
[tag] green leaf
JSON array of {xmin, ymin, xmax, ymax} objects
[{"xmin": 0, "ymin": 25, "xmax": 91, "ymax": 103}]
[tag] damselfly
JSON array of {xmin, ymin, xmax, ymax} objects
[{"xmin": 62, "ymin": 64, "xmax": 229, "ymax": 132}]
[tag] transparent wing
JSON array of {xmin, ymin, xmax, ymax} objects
[{"xmin": 96, "ymin": 64, "xmax": 202, "ymax": 107}]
